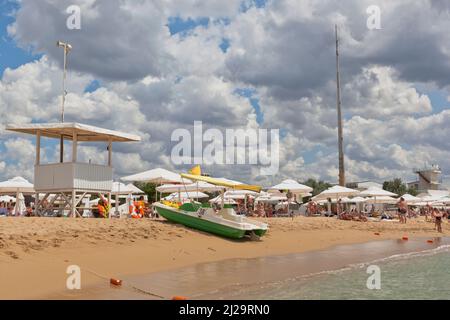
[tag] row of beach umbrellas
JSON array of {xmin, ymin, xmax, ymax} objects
[{"xmin": 121, "ymin": 168, "xmax": 450, "ymax": 207}]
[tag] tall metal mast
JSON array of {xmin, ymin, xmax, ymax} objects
[
  {"xmin": 57, "ymin": 41, "xmax": 72, "ymax": 163},
  {"xmin": 335, "ymin": 25, "xmax": 345, "ymax": 186}
]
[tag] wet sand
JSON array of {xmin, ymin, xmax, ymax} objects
[
  {"xmin": 0, "ymin": 216, "xmax": 448, "ymax": 299},
  {"xmin": 60, "ymin": 237, "xmax": 450, "ymax": 300}
]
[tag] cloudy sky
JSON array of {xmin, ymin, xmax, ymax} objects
[{"xmin": 0, "ymin": 0, "xmax": 449, "ymax": 187}]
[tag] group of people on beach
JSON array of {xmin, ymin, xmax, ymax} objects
[
  {"xmin": 92, "ymin": 194, "xmax": 156, "ymax": 219},
  {"xmin": 397, "ymin": 197, "xmax": 447, "ymax": 232},
  {"xmin": 251, "ymin": 202, "xmax": 291, "ymax": 217},
  {"xmin": 0, "ymin": 200, "xmax": 14, "ymax": 216}
]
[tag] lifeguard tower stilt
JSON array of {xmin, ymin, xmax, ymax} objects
[{"xmin": 6, "ymin": 123, "xmax": 140, "ymax": 217}]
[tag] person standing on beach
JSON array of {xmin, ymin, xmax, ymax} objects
[
  {"xmin": 397, "ymin": 197, "xmax": 408, "ymax": 224},
  {"xmin": 432, "ymin": 208, "xmax": 443, "ymax": 233}
]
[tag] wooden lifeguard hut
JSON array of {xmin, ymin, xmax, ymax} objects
[{"xmin": 6, "ymin": 122, "xmax": 141, "ymax": 217}]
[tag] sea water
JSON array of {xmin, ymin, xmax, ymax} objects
[
  {"xmin": 210, "ymin": 245, "xmax": 450, "ymax": 300},
  {"xmin": 61, "ymin": 239, "xmax": 450, "ymax": 300}
]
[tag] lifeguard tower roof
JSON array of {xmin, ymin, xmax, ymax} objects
[{"xmin": 6, "ymin": 122, "xmax": 140, "ymax": 142}]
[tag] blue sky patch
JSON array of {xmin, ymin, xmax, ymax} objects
[
  {"xmin": 0, "ymin": 0, "xmax": 41, "ymax": 76},
  {"xmin": 167, "ymin": 16, "xmax": 210, "ymax": 36},
  {"xmin": 84, "ymin": 79, "xmax": 101, "ymax": 93},
  {"xmin": 240, "ymin": 0, "xmax": 269, "ymax": 12},
  {"xmin": 235, "ymin": 88, "xmax": 264, "ymax": 124},
  {"xmin": 219, "ymin": 38, "xmax": 230, "ymax": 53}
]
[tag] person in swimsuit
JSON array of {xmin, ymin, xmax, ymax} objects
[
  {"xmin": 397, "ymin": 197, "xmax": 408, "ymax": 224},
  {"xmin": 433, "ymin": 208, "xmax": 443, "ymax": 233}
]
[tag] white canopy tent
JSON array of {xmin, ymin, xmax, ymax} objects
[
  {"xmin": 0, "ymin": 177, "xmax": 35, "ymax": 216},
  {"xmin": 0, "ymin": 176, "xmax": 35, "ymax": 194}
]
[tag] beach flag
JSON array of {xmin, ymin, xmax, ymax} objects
[{"xmin": 189, "ymin": 165, "xmax": 201, "ymax": 176}]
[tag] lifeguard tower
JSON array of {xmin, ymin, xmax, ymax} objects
[{"xmin": 6, "ymin": 122, "xmax": 141, "ymax": 217}]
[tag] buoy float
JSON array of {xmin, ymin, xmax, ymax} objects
[
  {"xmin": 402, "ymin": 236, "xmax": 408, "ymax": 241},
  {"xmin": 110, "ymin": 278, "xmax": 122, "ymax": 286},
  {"xmin": 172, "ymin": 296, "xmax": 188, "ymax": 300},
  {"xmin": 427, "ymin": 240, "xmax": 433, "ymax": 244}
]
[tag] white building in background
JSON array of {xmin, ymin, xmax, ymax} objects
[
  {"xmin": 346, "ymin": 181, "xmax": 383, "ymax": 191},
  {"xmin": 408, "ymin": 164, "xmax": 443, "ymax": 194}
]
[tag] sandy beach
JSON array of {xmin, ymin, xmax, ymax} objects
[{"xmin": 0, "ymin": 216, "xmax": 449, "ymax": 299}]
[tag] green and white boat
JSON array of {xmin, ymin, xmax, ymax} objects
[{"xmin": 153, "ymin": 171, "xmax": 268, "ymax": 239}]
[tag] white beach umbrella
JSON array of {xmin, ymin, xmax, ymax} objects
[
  {"xmin": 268, "ymin": 179, "xmax": 313, "ymax": 195},
  {"xmin": 348, "ymin": 196, "xmax": 367, "ymax": 203},
  {"xmin": 255, "ymin": 191, "xmax": 287, "ymax": 203},
  {"xmin": 164, "ymin": 191, "xmax": 209, "ymax": 201},
  {"xmin": 13, "ymin": 193, "xmax": 26, "ymax": 216},
  {"xmin": 0, "ymin": 195, "xmax": 16, "ymax": 202},
  {"xmin": 111, "ymin": 182, "xmax": 145, "ymax": 215},
  {"xmin": 314, "ymin": 186, "xmax": 359, "ymax": 214},
  {"xmin": 314, "ymin": 185, "xmax": 360, "ymax": 200},
  {"xmin": 399, "ymin": 194, "xmax": 421, "ymax": 204},
  {"xmin": 224, "ymin": 190, "xmax": 259, "ymax": 200},
  {"xmin": 359, "ymin": 187, "xmax": 397, "ymax": 206},
  {"xmin": 415, "ymin": 194, "xmax": 446, "ymax": 206},
  {"xmin": 268, "ymin": 180, "xmax": 313, "ymax": 216},
  {"xmin": 125, "ymin": 183, "xmax": 145, "ymax": 194},
  {"xmin": 215, "ymin": 177, "xmax": 244, "ymax": 185},
  {"xmin": 156, "ymin": 181, "xmax": 222, "ymax": 193},
  {"xmin": 365, "ymin": 196, "xmax": 397, "ymax": 204},
  {"xmin": 121, "ymin": 168, "xmax": 191, "ymax": 201},
  {"xmin": 428, "ymin": 197, "xmax": 450, "ymax": 206},
  {"xmin": 209, "ymin": 196, "xmax": 236, "ymax": 204},
  {"xmin": 339, "ymin": 197, "xmax": 353, "ymax": 203},
  {"xmin": 0, "ymin": 176, "xmax": 35, "ymax": 194},
  {"xmin": 111, "ymin": 182, "xmax": 136, "ymax": 195},
  {"xmin": 359, "ymin": 187, "xmax": 397, "ymax": 197}
]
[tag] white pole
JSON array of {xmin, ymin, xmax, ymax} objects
[
  {"xmin": 59, "ymin": 43, "xmax": 69, "ymax": 163},
  {"xmin": 72, "ymin": 132, "xmax": 77, "ymax": 162},
  {"xmin": 71, "ymin": 190, "xmax": 76, "ymax": 218}
]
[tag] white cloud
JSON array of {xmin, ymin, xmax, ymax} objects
[{"xmin": 1, "ymin": 0, "xmax": 449, "ymax": 186}]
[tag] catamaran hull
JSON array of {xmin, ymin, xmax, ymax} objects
[{"xmin": 155, "ymin": 205, "xmax": 265, "ymax": 239}]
